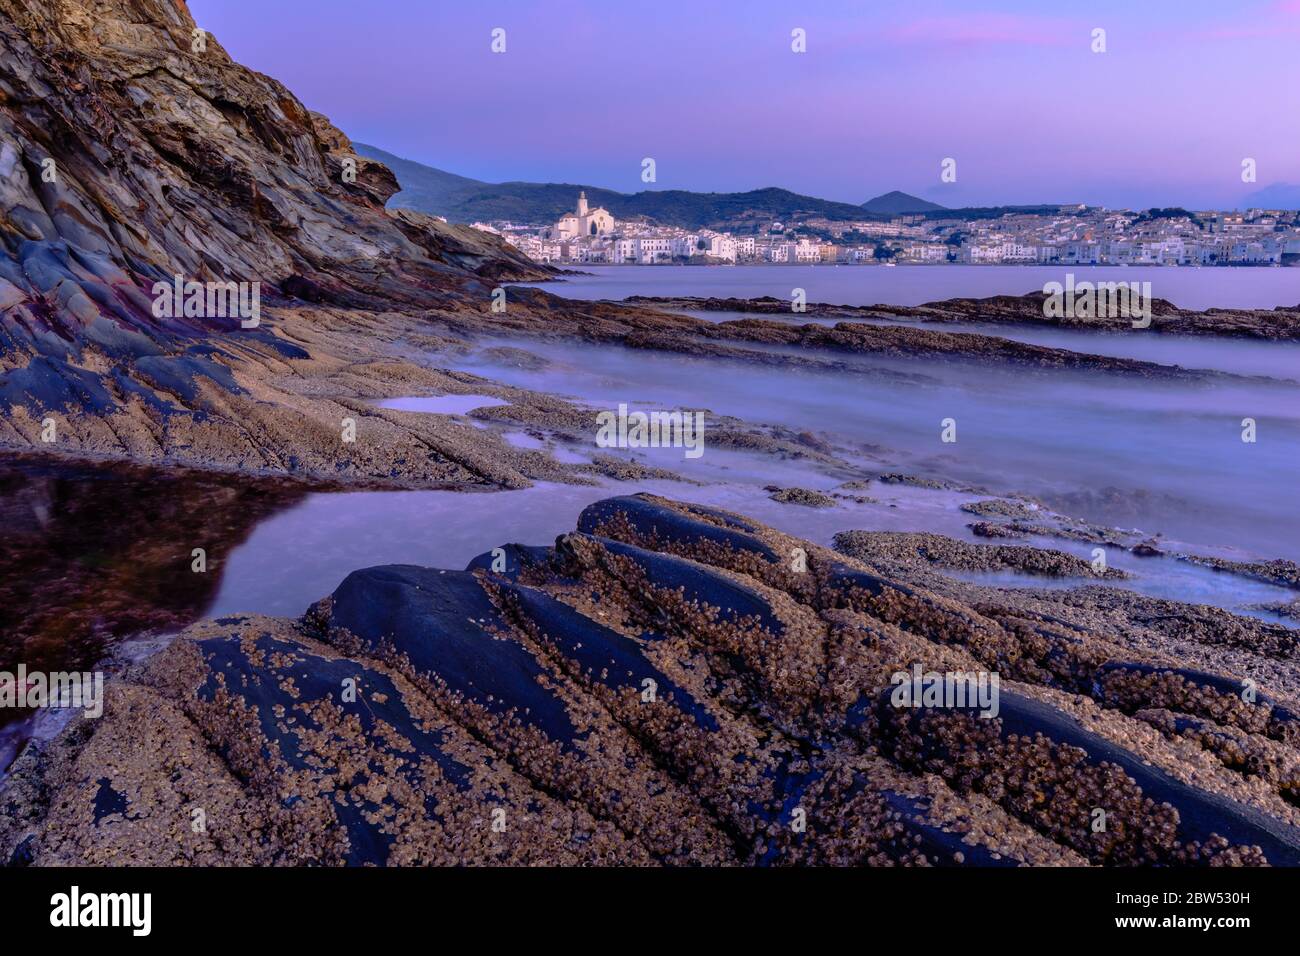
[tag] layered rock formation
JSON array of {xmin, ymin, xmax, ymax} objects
[
  {"xmin": 6, "ymin": 494, "xmax": 1300, "ymax": 866},
  {"xmin": 0, "ymin": 0, "xmax": 552, "ymax": 481}
]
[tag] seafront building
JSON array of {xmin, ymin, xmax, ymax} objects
[
  {"xmin": 493, "ymin": 193, "xmax": 1300, "ymax": 266},
  {"xmin": 550, "ymin": 191, "xmax": 615, "ymax": 240}
]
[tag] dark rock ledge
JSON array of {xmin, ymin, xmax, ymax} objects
[{"xmin": 630, "ymin": 294, "xmax": 1300, "ymax": 342}]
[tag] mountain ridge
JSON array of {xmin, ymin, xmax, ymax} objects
[
  {"xmin": 357, "ymin": 143, "xmax": 912, "ymax": 228},
  {"xmin": 861, "ymin": 190, "xmax": 946, "ymax": 214},
  {"xmin": 353, "ymin": 145, "xmax": 1103, "ymax": 229}
]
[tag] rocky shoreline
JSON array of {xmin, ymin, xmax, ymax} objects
[
  {"xmin": 6, "ymin": 258, "xmax": 1289, "ymax": 489},
  {"xmin": 1, "ymin": 0, "xmax": 1294, "ymax": 494},
  {"xmin": 4, "ymin": 0, "xmax": 1300, "ymax": 870},
  {"xmin": 8, "ymin": 287, "xmax": 1254, "ymax": 490},
  {"xmin": 5, "ymin": 494, "xmax": 1300, "ymax": 866}
]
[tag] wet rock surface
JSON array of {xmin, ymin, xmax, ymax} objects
[
  {"xmin": 766, "ymin": 485, "xmax": 837, "ymax": 508},
  {"xmin": 1184, "ymin": 555, "xmax": 1300, "ymax": 590},
  {"xmin": 637, "ymin": 293, "xmax": 1300, "ymax": 342},
  {"xmin": 834, "ymin": 529, "xmax": 1129, "ymax": 580},
  {"xmin": 5, "ymin": 493, "xmax": 1300, "ymax": 866}
]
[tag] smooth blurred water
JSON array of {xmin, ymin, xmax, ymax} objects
[
  {"xmin": 201, "ymin": 460, "xmax": 1300, "ymax": 626},
  {"xmin": 519, "ymin": 264, "xmax": 1300, "ymax": 311},
  {"xmin": 861, "ymin": 319, "xmax": 1300, "ymax": 381},
  {"xmin": 446, "ymin": 333, "xmax": 1300, "ymax": 561}
]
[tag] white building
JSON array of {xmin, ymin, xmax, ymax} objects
[
  {"xmin": 671, "ymin": 235, "xmax": 703, "ymax": 258},
  {"xmin": 612, "ymin": 238, "xmax": 638, "ymax": 263},
  {"xmin": 793, "ymin": 238, "xmax": 820, "ymax": 262},
  {"xmin": 706, "ymin": 235, "xmax": 737, "ymax": 262},
  {"xmin": 635, "ymin": 237, "xmax": 672, "ymax": 263},
  {"xmin": 553, "ymin": 191, "xmax": 616, "ymax": 240}
]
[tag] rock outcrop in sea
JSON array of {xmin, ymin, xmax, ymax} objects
[
  {"xmin": 6, "ymin": 494, "xmax": 1300, "ymax": 866},
  {"xmin": 634, "ymin": 294, "xmax": 1300, "ymax": 341}
]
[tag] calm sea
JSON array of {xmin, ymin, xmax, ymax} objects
[{"xmin": 519, "ymin": 264, "xmax": 1300, "ymax": 312}]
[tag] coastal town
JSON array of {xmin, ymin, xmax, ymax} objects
[{"xmin": 485, "ymin": 191, "xmax": 1300, "ymax": 266}]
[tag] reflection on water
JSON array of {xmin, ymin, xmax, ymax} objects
[
  {"xmin": 0, "ymin": 458, "xmax": 304, "ymax": 725},
  {"xmin": 4, "ymin": 446, "xmax": 1290, "ymax": 651},
  {"xmin": 209, "ymin": 482, "xmax": 638, "ymax": 618},
  {"xmin": 206, "ymin": 470, "xmax": 1300, "ymax": 623},
  {"xmin": 375, "ymin": 394, "xmax": 508, "ymax": 415}
]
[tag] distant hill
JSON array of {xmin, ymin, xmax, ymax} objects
[
  {"xmin": 354, "ymin": 144, "xmax": 488, "ymax": 213},
  {"xmin": 861, "ymin": 190, "xmax": 945, "ymax": 214},
  {"xmin": 355, "ymin": 144, "xmax": 1078, "ymax": 229},
  {"xmin": 915, "ymin": 204, "xmax": 1077, "ymax": 221},
  {"xmin": 355, "ymin": 143, "xmax": 889, "ymax": 228},
  {"xmin": 1242, "ymin": 183, "xmax": 1300, "ymax": 211}
]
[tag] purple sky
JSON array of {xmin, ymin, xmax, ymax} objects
[{"xmin": 190, "ymin": 0, "xmax": 1300, "ymax": 209}]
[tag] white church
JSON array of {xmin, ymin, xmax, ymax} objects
[{"xmin": 551, "ymin": 191, "xmax": 615, "ymax": 240}]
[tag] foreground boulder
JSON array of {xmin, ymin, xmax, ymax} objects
[{"xmin": 5, "ymin": 493, "xmax": 1300, "ymax": 866}]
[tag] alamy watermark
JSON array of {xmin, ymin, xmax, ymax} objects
[
  {"xmin": 1043, "ymin": 273, "xmax": 1151, "ymax": 328},
  {"xmin": 151, "ymin": 275, "xmax": 261, "ymax": 328},
  {"xmin": 0, "ymin": 665, "xmax": 104, "ymax": 718},
  {"xmin": 890, "ymin": 663, "xmax": 1000, "ymax": 718},
  {"xmin": 595, "ymin": 403, "xmax": 705, "ymax": 459},
  {"xmin": 50, "ymin": 886, "xmax": 151, "ymax": 936}
]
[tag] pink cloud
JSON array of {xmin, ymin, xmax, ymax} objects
[{"xmin": 882, "ymin": 14, "xmax": 1076, "ymax": 48}]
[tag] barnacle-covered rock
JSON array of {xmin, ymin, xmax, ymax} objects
[{"xmin": 6, "ymin": 493, "xmax": 1300, "ymax": 866}]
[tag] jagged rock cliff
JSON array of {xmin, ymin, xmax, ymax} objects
[{"xmin": 0, "ymin": 0, "xmax": 550, "ymax": 479}]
